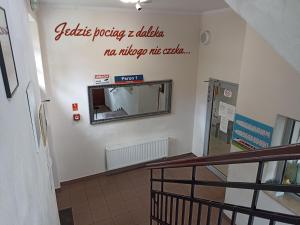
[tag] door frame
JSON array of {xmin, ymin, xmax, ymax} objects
[{"xmin": 203, "ymin": 78, "xmax": 239, "ymax": 156}]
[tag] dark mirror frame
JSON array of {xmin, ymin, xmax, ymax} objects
[{"xmin": 88, "ymin": 80, "xmax": 172, "ymax": 125}]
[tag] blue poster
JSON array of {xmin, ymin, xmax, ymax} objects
[
  {"xmin": 114, "ymin": 74, "xmax": 144, "ymax": 84},
  {"xmin": 232, "ymin": 114, "xmax": 273, "ymax": 150}
]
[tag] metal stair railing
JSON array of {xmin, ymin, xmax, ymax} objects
[{"xmin": 146, "ymin": 144, "xmax": 300, "ymax": 225}]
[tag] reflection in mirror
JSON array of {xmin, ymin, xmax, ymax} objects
[{"xmin": 88, "ymin": 80, "xmax": 172, "ymax": 124}]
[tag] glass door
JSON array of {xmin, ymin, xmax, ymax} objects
[{"xmin": 204, "ymin": 79, "xmax": 239, "ymax": 177}]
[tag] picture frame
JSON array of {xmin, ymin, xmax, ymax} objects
[
  {"xmin": 26, "ymin": 82, "xmax": 41, "ymax": 150},
  {"xmin": 0, "ymin": 7, "xmax": 18, "ymax": 98},
  {"xmin": 39, "ymin": 103, "xmax": 48, "ymax": 147}
]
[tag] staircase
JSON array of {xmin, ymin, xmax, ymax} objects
[{"xmin": 147, "ymin": 144, "xmax": 300, "ymax": 225}]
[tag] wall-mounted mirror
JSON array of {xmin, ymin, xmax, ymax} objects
[{"xmin": 88, "ymin": 80, "xmax": 172, "ymax": 124}]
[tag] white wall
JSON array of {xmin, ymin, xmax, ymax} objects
[
  {"xmin": 138, "ymin": 85, "xmax": 160, "ymax": 113},
  {"xmin": 105, "ymin": 87, "xmax": 139, "ymax": 114},
  {"xmin": 225, "ymin": 0, "xmax": 300, "ymax": 74},
  {"xmin": 192, "ymin": 9, "xmax": 246, "ymax": 156},
  {"xmin": 0, "ymin": 0, "xmax": 59, "ymax": 225},
  {"xmin": 38, "ymin": 5, "xmax": 200, "ymax": 182},
  {"xmin": 225, "ymin": 25, "xmax": 300, "ymax": 224}
]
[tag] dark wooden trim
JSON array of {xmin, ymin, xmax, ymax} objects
[
  {"xmin": 147, "ymin": 144, "xmax": 300, "ymax": 169},
  {"xmin": 56, "ymin": 153, "xmax": 195, "ymax": 188}
]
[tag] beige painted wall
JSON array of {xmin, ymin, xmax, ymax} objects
[
  {"xmin": 225, "ymin": 25, "xmax": 300, "ymax": 224},
  {"xmin": 38, "ymin": 5, "xmax": 200, "ymax": 182},
  {"xmin": 192, "ymin": 9, "xmax": 246, "ymax": 156},
  {"xmin": 235, "ymin": 25, "xmax": 300, "ymax": 125}
]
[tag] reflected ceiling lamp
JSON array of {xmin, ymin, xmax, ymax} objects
[{"xmin": 120, "ymin": 0, "xmax": 152, "ymax": 11}]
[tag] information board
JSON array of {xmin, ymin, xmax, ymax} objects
[{"xmin": 232, "ymin": 114, "xmax": 273, "ymax": 150}]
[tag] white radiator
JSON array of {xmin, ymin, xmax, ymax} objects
[{"xmin": 105, "ymin": 137, "xmax": 169, "ymax": 170}]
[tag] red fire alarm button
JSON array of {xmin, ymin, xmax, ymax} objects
[
  {"xmin": 72, "ymin": 103, "xmax": 78, "ymax": 111},
  {"xmin": 73, "ymin": 114, "xmax": 80, "ymax": 121}
]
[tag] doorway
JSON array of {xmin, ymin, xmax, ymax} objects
[{"xmin": 204, "ymin": 79, "xmax": 239, "ymax": 177}]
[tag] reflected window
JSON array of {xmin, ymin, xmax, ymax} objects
[
  {"xmin": 281, "ymin": 121, "xmax": 300, "ymax": 188},
  {"xmin": 270, "ymin": 116, "xmax": 300, "ymax": 197}
]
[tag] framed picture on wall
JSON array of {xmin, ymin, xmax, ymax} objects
[
  {"xmin": 26, "ymin": 82, "xmax": 41, "ymax": 150},
  {"xmin": 39, "ymin": 103, "xmax": 48, "ymax": 147},
  {"xmin": 0, "ymin": 7, "xmax": 18, "ymax": 98}
]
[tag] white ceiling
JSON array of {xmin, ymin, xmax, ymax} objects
[{"xmin": 38, "ymin": 0, "xmax": 229, "ymax": 14}]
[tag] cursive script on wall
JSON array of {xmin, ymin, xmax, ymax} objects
[{"xmin": 54, "ymin": 22, "xmax": 191, "ymax": 59}]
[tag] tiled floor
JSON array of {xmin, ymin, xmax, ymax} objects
[{"xmin": 56, "ymin": 166, "xmax": 230, "ymax": 225}]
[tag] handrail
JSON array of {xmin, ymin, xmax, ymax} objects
[
  {"xmin": 151, "ymin": 190, "xmax": 300, "ymax": 224},
  {"xmin": 148, "ymin": 144, "xmax": 300, "ymax": 225},
  {"xmin": 146, "ymin": 143, "xmax": 300, "ymax": 169}
]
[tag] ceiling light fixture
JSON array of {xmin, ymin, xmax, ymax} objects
[
  {"xmin": 135, "ymin": 2, "xmax": 142, "ymax": 11},
  {"xmin": 120, "ymin": 0, "xmax": 152, "ymax": 11},
  {"xmin": 120, "ymin": 0, "xmax": 139, "ymax": 3}
]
